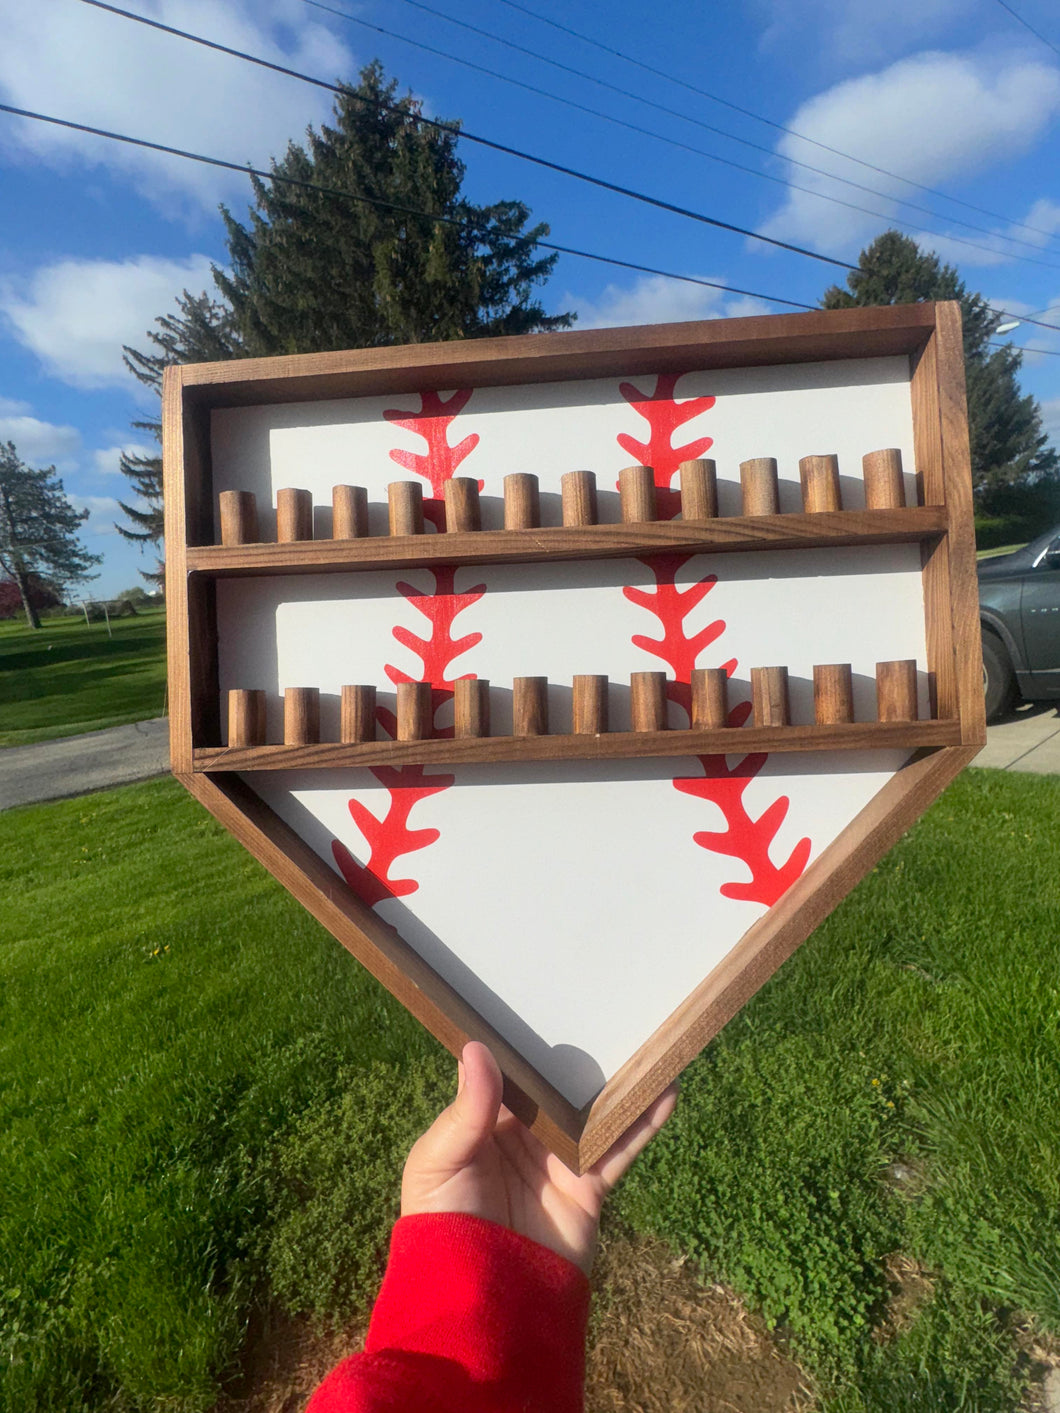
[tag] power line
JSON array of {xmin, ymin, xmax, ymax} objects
[
  {"xmin": 993, "ymin": 0, "xmax": 1060, "ymax": 59},
  {"xmin": 992, "ymin": 341, "xmax": 1060, "ymax": 357},
  {"xmin": 0, "ymin": 100, "xmax": 815, "ymax": 313},
  {"xmin": 492, "ymin": 0, "xmax": 1060, "ymax": 246},
  {"xmin": 298, "ymin": 0, "xmax": 1060, "ymax": 272},
  {"xmin": 23, "ymin": 10, "xmax": 1060, "ymax": 334},
  {"xmin": 349, "ymin": 0, "xmax": 1060, "ymax": 257},
  {"xmin": 72, "ymin": 0, "xmax": 855, "ymax": 271}
]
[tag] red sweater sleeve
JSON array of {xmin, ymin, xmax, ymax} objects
[{"xmin": 305, "ymin": 1212, "xmax": 590, "ymax": 1413}]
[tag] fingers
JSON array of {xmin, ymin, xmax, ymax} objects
[
  {"xmin": 591, "ymin": 1082, "xmax": 678, "ymax": 1194},
  {"xmin": 412, "ymin": 1042, "xmax": 503, "ymax": 1176}
]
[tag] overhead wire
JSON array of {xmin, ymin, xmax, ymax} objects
[
  {"xmin": 324, "ymin": 0, "xmax": 1060, "ymax": 259},
  {"xmin": 27, "ymin": 5, "xmax": 1060, "ymax": 333},
  {"xmin": 494, "ymin": 0, "xmax": 1060, "ymax": 245},
  {"xmin": 992, "ymin": 0, "xmax": 1060, "ymax": 59},
  {"xmin": 71, "ymin": 0, "xmax": 855, "ymax": 271},
  {"xmin": 296, "ymin": 0, "xmax": 1060, "ymax": 272},
  {"xmin": 0, "ymin": 100, "xmax": 817, "ymax": 313}
]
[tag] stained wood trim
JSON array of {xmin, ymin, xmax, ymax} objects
[
  {"xmin": 912, "ymin": 321, "xmax": 957, "ymax": 724},
  {"xmin": 934, "ymin": 302, "xmax": 986, "ymax": 747},
  {"xmin": 178, "ymin": 771, "xmax": 585, "ymax": 1168},
  {"xmin": 193, "ymin": 719, "xmax": 961, "ymax": 772},
  {"xmin": 175, "ymin": 304, "xmax": 938, "ymax": 408},
  {"xmin": 185, "ymin": 506, "xmax": 948, "ymax": 572},
  {"xmin": 163, "ymin": 366, "xmax": 193, "ymax": 773},
  {"xmin": 577, "ymin": 744, "xmax": 980, "ymax": 1169}
]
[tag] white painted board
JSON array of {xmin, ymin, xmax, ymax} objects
[{"xmin": 211, "ymin": 357, "xmax": 925, "ymax": 1107}]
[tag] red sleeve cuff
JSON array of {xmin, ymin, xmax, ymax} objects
[{"xmin": 308, "ymin": 1213, "xmax": 589, "ymax": 1413}]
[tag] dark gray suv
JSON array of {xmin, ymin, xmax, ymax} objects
[{"xmin": 978, "ymin": 524, "xmax": 1060, "ymax": 720}]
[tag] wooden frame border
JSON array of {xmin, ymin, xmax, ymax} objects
[{"xmin": 164, "ymin": 303, "xmax": 984, "ymax": 1172}]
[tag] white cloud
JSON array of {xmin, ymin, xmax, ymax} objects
[
  {"xmin": 0, "ymin": 414, "xmax": 81, "ymax": 467},
  {"xmin": 0, "ymin": 253, "xmax": 216, "ymax": 389},
  {"xmin": 0, "ymin": 0, "xmax": 355, "ymax": 213},
  {"xmin": 69, "ymin": 494, "xmax": 124, "ymax": 537},
  {"xmin": 0, "ymin": 396, "xmax": 30, "ymax": 416},
  {"xmin": 566, "ymin": 275, "xmax": 773, "ymax": 331},
  {"xmin": 93, "ymin": 443, "xmax": 156, "ymax": 477},
  {"xmin": 1041, "ymin": 397, "xmax": 1060, "ymax": 447},
  {"xmin": 759, "ymin": 51, "xmax": 1060, "ymax": 256},
  {"xmin": 753, "ymin": 0, "xmax": 977, "ymax": 66}
]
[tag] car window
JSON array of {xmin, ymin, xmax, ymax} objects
[{"xmin": 1033, "ymin": 537, "xmax": 1060, "ymax": 569}]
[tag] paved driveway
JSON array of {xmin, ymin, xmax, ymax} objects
[
  {"xmin": 0, "ymin": 717, "xmax": 170, "ymax": 810},
  {"xmin": 1, "ymin": 704, "xmax": 1058, "ymax": 812},
  {"xmin": 974, "ymin": 701, "xmax": 1060, "ymax": 775}
]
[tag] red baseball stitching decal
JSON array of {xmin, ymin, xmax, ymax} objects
[
  {"xmin": 617, "ymin": 372, "xmax": 715, "ymax": 519},
  {"xmin": 383, "ymin": 387, "xmax": 482, "ymax": 530},
  {"xmin": 619, "ymin": 378, "xmax": 812, "ymax": 907},
  {"xmin": 333, "ymin": 391, "xmax": 482, "ymax": 904}
]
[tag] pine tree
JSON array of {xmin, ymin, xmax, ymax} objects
[
  {"xmin": 822, "ymin": 231, "xmax": 1058, "ymax": 496},
  {"xmin": 119, "ymin": 63, "xmax": 572, "ymax": 571},
  {"xmin": 0, "ymin": 442, "xmax": 101, "ymax": 629},
  {"xmin": 120, "ymin": 292, "xmax": 238, "ymax": 585}
]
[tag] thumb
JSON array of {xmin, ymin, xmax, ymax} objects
[{"xmin": 413, "ymin": 1042, "xmax": 503, "ymax": 1175}]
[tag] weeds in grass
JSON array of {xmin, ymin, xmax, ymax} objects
[{"xmin": 3, "ymin": 769, "xmax": 1059, "ymax": 1410}]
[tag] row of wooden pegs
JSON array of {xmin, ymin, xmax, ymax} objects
[
  {"xmin": 225, "ymin": 660, "xmax": 920, "ymax": 747},
  {"xmin": 217, "ymin": 449, "xmax": 910, "ymax": 546}
]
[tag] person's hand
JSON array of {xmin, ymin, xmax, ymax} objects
[{"xmin": 401, "ymin": 1042, "xmax": 677, "ymax": 1276}]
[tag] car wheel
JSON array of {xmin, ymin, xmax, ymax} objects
[{"xmin": 982, "ymin": 631, "xmax": 1017, "ymax": 722}]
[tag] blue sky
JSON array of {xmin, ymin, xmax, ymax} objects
[{"xmin": 2, "ymin": 0, "xmax": 1060, "ymax": 596}]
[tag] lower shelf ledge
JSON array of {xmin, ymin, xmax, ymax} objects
[{"xmin": 192, "ymin": 719, "xmax": 963, "ymax": 771}]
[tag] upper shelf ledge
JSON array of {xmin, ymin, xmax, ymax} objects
[{"xmin": 186, "ymin": 504, "xmax": 947, "ymax": 578}]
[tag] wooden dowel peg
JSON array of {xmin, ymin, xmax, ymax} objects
[
  {"xmin": 504, "ymin": 473, "xmax": 540, "ymax": 529},
  {"xmin": 561, "ymin": 470, "xmax": 598, "ymax": 527},
  {"xmin": 631, "ymin": 671, "xmax": 668, "ymax": 731},
  {"xmin": 277, "ymin": 488, "xmax": 313, "ymax": 542},
  {"xmin": 619, "ymin": 465, "xmax": 656, "ymax": 523},
  {"xmin": 332, "ymin": 485, "xmax": 368, "ymax": 539},
  {"xmin": 751, "ymin": 666, "xmax": 790, "ymax": 727},
  {"xmin": 863, "ymin": 449, "xmax": 906, "ymax": 509},
  {"xmin": 284, "ymin": 687, "xmax": 320, "ymax": 745},
  {"xmin": 740, "ymin": 458, "xmax": 780, "ymax": 516},
  {"xmin": 397, "ymin": 681, "xmax": 432, "ymax": 740},
  {"xmin": 219, "ymin": 490, "xmax": 259, "ymax": 546},
  {"xmin": 388, "ymin": 481, "xmax": 425, "ymax": 536},
  {"xmin": 443, "ymin": 477, "xmax": 481, "ymax": 532},
  {"xmin": 690, "ymin": 668, "xmax": 728, "ymax": 728},
  {"xmin": 513, "ymin": 677, "xmax": 549, "ymax": 735},
  {"xmin": 799, "ymin": 454, "xmax": 842, "ymax": 513},
  {"xmin": 813, "ymin": 663, "xmax": 854, "ymax": 724},
  {"xmin": 454, "ymin": 678, "xmax": 490, "ymax": 737},
  {"xmin": 340, "ymin": 684, "xmax": 376, "ymax": 743},
  {"xmin": 680, "ymin": 459, "xmax": 718, "ymax": 519},
  {"xmin": 228, "ymin": 688, "xmax": 266, "ymax": 746},
  {"xmin": 573, "ymin": 675, "xmax": 608, "ymax": 734},
  {"xmin": 876, "ymin": 660, "xmax": 918, "ymax": 722}
]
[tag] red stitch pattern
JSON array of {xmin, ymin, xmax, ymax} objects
[
  {"xmin": 623, "ymin": 554, "xmax": 732, "ymax": 717},
  {"xmin": 618, "ymin": 382, "xmax": 810, "ymax": 907},
  {"xmin": 384, "ymin": 388, "xmax": 482, "ymax": 529},
  {"xmin": 332, "ymin": 765, "xmax": 455, "ymax": 905},
  {"xmin": 617, "ymin": 373, "xmax": 715, "ymax": 520},
  {"xmin": 333, "ymin": 394, "xmax": 483, "ymax": 905},
  {"xmin": 380, "ymin": 568, "xmax": 486, "ymax": 737}
]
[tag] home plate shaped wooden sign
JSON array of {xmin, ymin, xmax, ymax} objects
[{"xmin": 164, "ymin": 303, "xmax": 984, "ymax": 1172}]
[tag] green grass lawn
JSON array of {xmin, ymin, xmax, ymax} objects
[
  {"xmin": 0, "ymin": 609, "xmax": 167, "ymax": 746},
  {"xmin": 3, "ymin": 768, "xmax": 1059, "ymax": 1411}
]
